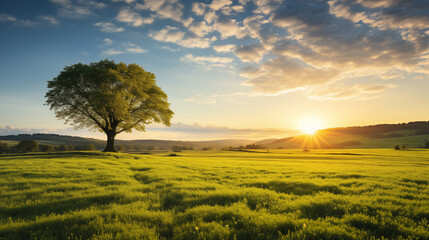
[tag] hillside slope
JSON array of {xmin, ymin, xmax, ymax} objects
[{"xmin": 258, "ymin": 121, "xmax": 429, "ymax": 149}]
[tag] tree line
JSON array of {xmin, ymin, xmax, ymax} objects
[{"xmin": 0, "ymin": 140, "xmax": 96, "ymax": 154}]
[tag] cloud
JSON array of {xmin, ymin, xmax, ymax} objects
[
  {"xmin": 181, "ymin": 54, "xmax": 233, "ymax": 68},
  {"xmin": 149, "ymin": 26, "xmax": 211, "ymax": 48},
  {"xmin": 112, "ymin": 0, "xmax": 135, "ymax": 3},
  {"xmin": 306, "ymin": 83, "xmax": 397, "ymax": 100},
  {"xmin": 50, "ymin": 0, "xmax": 93, "ymax": 18},
  {"xmin": 188, "ymin": 20, "xmax": 213, "ymax": 37},
  {"xmin": 210, "ymin": 0, "xmax": 232, "ymax": 11},
  {"xmin": 102, "ymin": 48, "xmax": 124, "ymax": 55},
  {"xmin": 0, "ymin": 14, "xmax": 17, "ymax": 22},
  {"xmin": 213, "ymin": 44, "xmax": 236, "ymax": 52},
  {"xmin": 369, "ymin": 9, "xmax": 429, "ymax": 30},
  {"xmin": 124, "ymin": 43, "xmax": 147, "ymax": 53},
  {"xmin": 234, "ymin": 44, "xmax": 266, "ymax": 62},
  {"xmin": 0, "ymin": 126, "xmax": 60, "ymax": 136},
  {"xmin": 329, "ymin": 0, "xmax": 429, "ymax": 31},
  {"xmin": 115, "ymin": 8, "xmax": 154, "ymax": 26},
  {"xmin": 103, "ymin": 38, "xmax": 113, "ymax": 46},
  {"xmin": 136, "ymin": 0, "xmax": 183, "ymax": 22},
  {"xmin": 328, "ymin": 0, "xmax": 368, "ymax": 23},
  {"xmin": 161, "ymin": 46, "xmax": 179, "ymax": 52},
  {"xmin": 150, "ymin": 26, "xmax": 185, "ymax": 42},
  {"xmin": 192, "ymin": 2, "xmax": 206, "ymax": 15},
  {"xmin": 213, "ymin": 14, "xmax": 246, "ymax": 39},
  {"xmin": 271, "ymin": 0, "xmax": 426, "ymax": 70},
  {"xmin": 204, "ymin": 10, "xmax": 217, "ymax": 24},
  {"xmin": 38, "ymin": 15, "xmax": 59, "ymax": 24},
  {"xmin": 355, "ymin": 0, "xmax": 429, "ymax": 9},
  {"xmin": 240, "ymin": 56, "xmax": 340, "ymax": 95},
  {"xmin": 184, "ymin": 94, "xmax": 217, "ymax": 104},
  {"xmin": 0, "ymin": 13, "xmax": 38, "ymax": 26},
  {"xmin": 94, "ymin": 22, "xmax": 124, "ymax": 32},
  {"xmin": 81, "ymin": 0, "xmax": 106, "ymax": 9},
  {"xmin": 252, "ymin": 0, "xmax": 282, "ymax": 15}
]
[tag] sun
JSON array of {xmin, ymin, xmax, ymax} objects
[{"xmin": 299, "ymin": 118, "xmax": 322, "ymax": 135}]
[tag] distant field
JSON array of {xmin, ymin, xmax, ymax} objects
[
  {"xmin": 1, "ymin": 140, "xmax": 61, "ymax": 146},
  {"xmin": 1, "ymin": 150, "xmax": 428, "ymax": 239}
]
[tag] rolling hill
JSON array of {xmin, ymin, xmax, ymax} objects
[
  {"xmin": 0, "ymin": 134, "xmax": 253, "ymax": 150},
  {"xmin": 257, "ymin": 121, "xmax": 429, "ymax": 149},
  {"xmin": 1, "ymin": 121, "xmax": 428, "ymax": 150}
]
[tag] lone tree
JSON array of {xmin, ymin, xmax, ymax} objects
[{"xmin": 45, "ymin": 60, "xmax": 173, "ymax": 152}]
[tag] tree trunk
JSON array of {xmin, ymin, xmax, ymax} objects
[{"xmin": 103, "ymin": 131, "xmax": 117, "ymax": 152}]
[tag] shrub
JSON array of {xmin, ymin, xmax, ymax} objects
[
  {"xmin": 16, "ymin": 140, "xmax": 39, "ymax": 153},
  {"xmin": 39, "ymin": 144, "xmax": 55, "ymax": 152},
  {"xmin": 0, "ymin": 141, "xmax": 10, "ymax": 154}
]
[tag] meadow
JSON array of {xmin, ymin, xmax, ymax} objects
[{"xmin": 0, "ymin": 149, "xmax": 428, "ymax": 239}]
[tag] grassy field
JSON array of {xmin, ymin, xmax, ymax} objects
[{"xmin": 0, "ymin": 149, "xmax": 428, "ymax": 239}]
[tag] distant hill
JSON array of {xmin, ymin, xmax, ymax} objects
[
  {"xmin": 0, "ymin": 134, "xmax": 106, "ymax": 149},
  {"xmin": 257, "ymin": 121, "xmax": 429, "ymax": 149},
  {"xmin": 0, "ymin": 134, "xmax": 253, "ymax": 150},
  {"xmin": 1, "ymin": 121, "xmax": 428, "ymax": 150}
]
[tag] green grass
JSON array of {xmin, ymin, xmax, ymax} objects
[{"xmin": 1, "ymin": 149, "xmax": 428, "ymax": 239}]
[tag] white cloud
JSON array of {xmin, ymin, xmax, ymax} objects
[
  {"xmin": 192, "ymin": 2, "xmax": 206, "ymax": 15},
  {"xmin": 102, "ymin": 38, "xmax": 113, "ymax": 46},
  {"xmin": 102, "ymin": 48, "xmax": 124, "ymax": 55},
  {"xmin": 124, "ymin": 43, "xmax": 147, "ymax": 53},
  {"xmin": 112, "ymin": 0, "xmax": 135, "ymax": 3},
  {"xmin": 161, "ymin": 46, "xmax": 179, "ymax": 52},
  {"xmin": 355, "ymin": 0, "xmax": 397, "ymax": 9},
  {"xmin": 149, "ymin": 26, "xmax": 211, "ymax": 48},
  {"xmin": 0, "ymin": 14, "xmax": 17, "ymax": 22},
  {"xmin": 328, "ymin": 0, "xmax": 368, "ymax": 23},
  {"xmin": 81, "ymin": 0, "xmax": 106, "ymax": 9},
  {"xmin": 181, "ymin": 53, "xmax": 233, "ymax": 68},
  {"xmin": 210, "ymin": 0, "xmax": 232, "ymax": 11},
  {"xmin": 115, "ymin": 8, "xmax": 154, "ymax": 26},
  {"xmin": 38, "ymin": 15, "xmax": 59, "ymax": 24},
  {"xmin": 150, "ymin": 26, "xmax": 186, "ymax": 42},
  {"xmin": 94, "ymin": 22, "xmax": 124, "ymax": 32},
  {"xmin": 204, "ymin": 11, "xmax": 217, "ymax": 24},
  {"xmin": 252, "ymin": 0, "xmax": 280, "ymax": 15},
  {"xmin": 213, "ymin": 44, "xmax": 236, "ymax": 52},
  {"xmin": 0, "ymin": 14, "xmax": 37, "ymax": 26},
  {"xmin": 188, "ymin": 20, "xmax": 213, "ymax": 37},
  {"xmin": 213, "ymin": 15, "xmax": 246, "ymax": 39},
  {"xmin": 234, "ymin": 44, "xmax": 266, "ymax": 62},
  {"xmin": 50, "ymin": 0, "xmax": 93, "ymax": 18},
  {"xmin": 231, "ymin": 5, "xmax": 245, "ymax": 12},
  {"xmin": 136, "ymin": 0, "xmax": 183, "ymax": 22},
  {"xmin": 306, "ymin": 83, "xmax": 397, "ymax": 100},
  {"xmin": 240, "ymin": 56, "xmax": 339, "ymax": 95}
]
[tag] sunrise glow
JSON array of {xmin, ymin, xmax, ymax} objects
[{"xmin": 299, "ymin": 118, "xmax": 323, "ymax": 135}]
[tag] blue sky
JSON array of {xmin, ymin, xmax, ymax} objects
[{"xmin": 1, "ymin": 0, "xmax": 428, "ymax": 140}]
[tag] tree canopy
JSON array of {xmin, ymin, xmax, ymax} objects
[
  {"xmin": 45, "ymin": 60, "xmax": 173, "ymax": 152},
  {"xmin": 16, "ymin": 140, "xmax": 39, "ymax": 153}
]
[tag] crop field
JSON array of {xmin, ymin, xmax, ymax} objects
[{"xmin": 0, "ymin": 149, "xmax": 428, "ymax": 239}]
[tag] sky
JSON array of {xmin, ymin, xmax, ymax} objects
[{"xmin": 0, "ymin": 0, "xmax": 428, "ymax": 141}]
